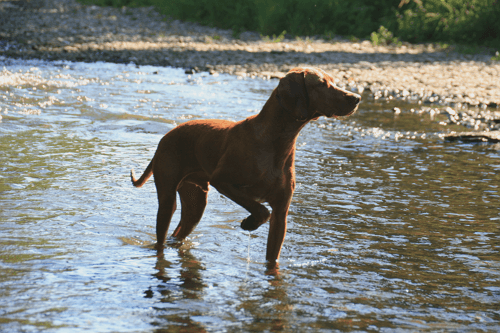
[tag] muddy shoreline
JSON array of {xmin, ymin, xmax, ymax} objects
[{"xmin": 1, "ymin": 0, "xmax": 500, "ymax": 135}]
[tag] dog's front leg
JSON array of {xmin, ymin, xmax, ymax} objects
[
  {"xmin": 266, "ymin": 200, "xmax": 292, "ymax": 266},
  {"xmin": 210, "ymin": 179, "xmax": 271, "ymax": 231},
  {"xmin": 265, "ymin": 175, "xmax": 294, "ymax": 267}
]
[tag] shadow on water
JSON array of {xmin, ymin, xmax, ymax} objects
[{"xmin": 0, "ymin": 58, "xmax": 499, "ymax": 332}]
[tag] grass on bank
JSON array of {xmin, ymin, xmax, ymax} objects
[{"xmin": 78, "ymin": 0, "xmax": 500, "ymax": 53}]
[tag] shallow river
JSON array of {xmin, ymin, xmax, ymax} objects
[{"xmin": 1, "ymin": 59, "xmax": 499, "ymax": 332}]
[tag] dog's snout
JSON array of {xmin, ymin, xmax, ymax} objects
[{"xmin": 348, "ymin": 93, "xmax": 361, "ymax": 105}]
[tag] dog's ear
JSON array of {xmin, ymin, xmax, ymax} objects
[{"xmin": 277, "ymin": 72, "xmax": 309, "ymax": 121}]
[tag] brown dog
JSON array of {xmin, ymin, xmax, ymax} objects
[{"xmin": 131, "ymin": 67, "xmax": 360, "ymax": 266}]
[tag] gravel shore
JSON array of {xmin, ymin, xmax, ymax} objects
[{"xmin": 1, "ymin": 0, "xmax": 499, "ymax": 109}]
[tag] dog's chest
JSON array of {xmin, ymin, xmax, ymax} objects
[{"xmin": 238, "ymin": 166, "xmax": 288, "ymax": 203}]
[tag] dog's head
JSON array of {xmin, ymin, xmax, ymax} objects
[{"xmin": 277, "ymin": 67, "xmax": 360, "ymax": 121}]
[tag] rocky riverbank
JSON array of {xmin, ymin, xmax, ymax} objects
[{"xmin": 1, "ymin": 0, "xmax": 499, "ymax": 115}]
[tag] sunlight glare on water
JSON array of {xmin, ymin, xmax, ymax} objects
[{"xmin": 0, "ymin": 58, "xmax": 499, "ymax": 332}]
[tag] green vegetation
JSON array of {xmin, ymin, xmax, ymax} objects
[
  {"xmin": 370, "ymin": 26, "xmax": 402, "ymax": 46},
  {"xmin": 78, "ymin": 0, "xmax": 500, "ymax": 49},
  {"xmin": 396, "ymin": 0, "xmax": 499, "ymax": 48},
  {"xmin": 262, "ymin": 30, "xmax": 287, "ymax": 43}
]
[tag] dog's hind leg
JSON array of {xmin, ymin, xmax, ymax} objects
[
  {"xmin": 154, "ymin": 185, "xmax": 177, "ymax": 247},
  {"xmin": 171, "ymin": 180, "xmax": 209, "ymax": 240},
  {"xmin": 153, "ymin": 161, "xmax": 182, "ymax": 246}
]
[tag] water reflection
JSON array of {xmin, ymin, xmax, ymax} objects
[
  {"xmin": 147, "ymin": 247, "xmax": 209, "ymax": 331},
  {"xmin": 0, "ymin": 58, "xmax": 499, "ymax": 332}
]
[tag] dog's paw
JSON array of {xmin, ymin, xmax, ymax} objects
[
  {"xmin": 240, "ymin": 208, "xmax": 271, "ymax": 231},
  {"xmin": 241, "ymin": 215, "xmax": 260, "ymax": 231}
]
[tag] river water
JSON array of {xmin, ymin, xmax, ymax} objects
[{"xmin": 1, "ymin": 58, "xmax": 499, "ymax": 332}]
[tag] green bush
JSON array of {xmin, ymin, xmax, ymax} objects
[
  {"xmin": 150, "ymin": 0, "xmax": 256, "ymax": 33},
  {"xmin": 147, "ymin": 0, "xmax": 397, "ymax": 37},
  {"xmin": 396, "ymin": 0, "xmax": 500, "ymax": 47},
  {"xmin": 78, "ymin": 0, "xmax": 500, "ymax": 48},
  {"xmin": 370, "ymin": 26, "xmax": 401, "ymax": 46}
]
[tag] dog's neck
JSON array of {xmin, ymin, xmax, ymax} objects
[{"xmin": 251, "ymin": 89, "xmax": 310, "ymax": 153}]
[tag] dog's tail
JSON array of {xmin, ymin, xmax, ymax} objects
[{"xmin": 131, "ymin": 160, "xmax": 153, "ymax": 188}]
